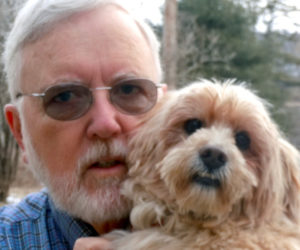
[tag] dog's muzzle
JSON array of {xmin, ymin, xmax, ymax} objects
[{"xmin": 192, "ymin": 146, "xmax": 227, "ymax": 188}]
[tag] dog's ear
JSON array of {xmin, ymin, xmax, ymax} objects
[
  {"xmin": 127, "ymin": 94, "xmax": 174, "ymax": 198},
  {"xmin": 279, "ymin": 138, "xmax": 300, "ymax": 224},
  {"xmin": 126, "ymin": 94, "xmax": 177, "ymax": 220},
  {"xmin": 129, "ymin": 104, "xmax": 166, "ymax": 167},
  {"xmin": 129, "ymin": 93, "xmax": 175, "ymax": 169}
]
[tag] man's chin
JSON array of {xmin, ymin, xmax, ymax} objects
[
  {"xmin": 48, "ymin": 178, "xmax": 131, "ymax": 225},
  {"xmin": 81, "ymin": 165, "xmax": 127, "ymax": 192}
]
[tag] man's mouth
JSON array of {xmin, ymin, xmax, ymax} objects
[
  {"xmin": 83, "ymin": 158, "xmax": 128, "ymax": 179},
  {"xmin": 90, "ymin": 160, "xmax": 124, "ymax": 169}
]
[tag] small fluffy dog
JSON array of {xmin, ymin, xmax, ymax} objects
[{"xmin": 108, "ymin": 80, "xmax": 300, "ymax": 249}]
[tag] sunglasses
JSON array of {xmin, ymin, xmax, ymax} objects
[{"xmin": 16, "ymin": 78, "xmax": 163, "ymax": 121}]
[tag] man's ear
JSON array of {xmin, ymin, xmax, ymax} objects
[{"xmin": 4, "ymin": 104, "xmax": 27, "ymax": 163}]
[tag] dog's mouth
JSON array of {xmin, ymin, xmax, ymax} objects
[{"xmin": 192, "ymin": 173, "xmax": 221, "ymax": 188}]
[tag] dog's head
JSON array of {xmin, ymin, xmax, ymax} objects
[{"xmin": 126, "ymin": 80, "xmax": 300, "ymax": 229}]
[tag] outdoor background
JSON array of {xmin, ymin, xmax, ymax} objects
[{"xmin": 1, "ymin": 0, "xmax": 300, "ymax": 205}]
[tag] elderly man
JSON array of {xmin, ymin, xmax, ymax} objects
[{"xmin": 0, "ymin": 0, "xmax": 165, "ymax": 249}]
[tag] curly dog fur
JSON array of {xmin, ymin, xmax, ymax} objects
[{"xmin": 108, "ymin": 80, "xmax": 300, "ymax": 250}]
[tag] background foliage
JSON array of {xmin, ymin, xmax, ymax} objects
[
  {"xmin": 0, "ymin": 0, "xmax": 24, "ymax": 201},
  {"xmin": 158, "ymin": 0, "xmax": 300, "ymax": 131}
]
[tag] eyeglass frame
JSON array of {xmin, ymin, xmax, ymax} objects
[{"xmin": 15, "ymin": 78, "xmax": 165, "ymax": 120}]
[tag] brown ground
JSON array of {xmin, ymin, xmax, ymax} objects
[{"xmin": 1, "ymin": 163, "xmax": 42, "ymax": 206}]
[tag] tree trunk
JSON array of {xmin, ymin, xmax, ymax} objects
[
  {"xmin": 0, "ymin": 71, "xmax": 19, "ymax": 202},
  {"xmin": 162, "ymin": 0, "xmax": 178, "ymax": 89},
  {"xmin": 0, "ymin": 0, "xmax": 22, "ymax": 203}
]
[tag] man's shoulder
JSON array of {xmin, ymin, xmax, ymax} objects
[
  {"xmin": 0, "ymin": 189, "xmax": 49, "ymax": 225},
  {"xmin": 0, "ymin": 189, "xmax": 59, "ymax": 249},
  {"xmin": 0, "ymin": 189, "xmax": 70, "ymax": 249}
]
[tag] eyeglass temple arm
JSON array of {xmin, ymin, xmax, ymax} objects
[
  {"xmin": 16, "ymin": 92, "xmax": 45, "ymax": 99},
  {"xmin": 156, "ymin": 83, "xmax": 165, "ymax": 88}
]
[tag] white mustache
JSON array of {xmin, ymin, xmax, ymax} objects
[{"xmin": 77, "ymin": 139, "xmax": 129, "ymax": 175}]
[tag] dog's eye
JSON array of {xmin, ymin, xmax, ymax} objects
[
  {"xmin": 235, "ymin": 131, "xmax": 251, "ymax": 151},
  {"xmin": 184, "ymin": 119, "xmax": 203, "ymax": 135}
]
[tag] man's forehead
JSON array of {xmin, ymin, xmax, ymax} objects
[
  {"xmin": 22, "ymin": 4, "xmax": 145, "ymax": 53},
  {"xmin": 19, "ymin": 4, "xmax": 156, "ymax": 90},
  {"xmin": 21, "ymin": 5, "xmax": 150, "ymax": 69},
  {"xmin": 22, "ymin": 4, "xmax": 138, "ymax": 50}
]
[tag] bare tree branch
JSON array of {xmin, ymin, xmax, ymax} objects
[
  {"xmin": 162, "ymin": 0, "xmax": 178, "ymax": 89},
  {"xmin": 0, "ymin": 0, "xmax": 25, "ymax": 201}
]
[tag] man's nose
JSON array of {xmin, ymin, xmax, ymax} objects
[{"xmin": 86, "ymin": 91, "xmax": 122, "ymax": 139}]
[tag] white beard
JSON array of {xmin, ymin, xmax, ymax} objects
[{"xmin": 20, "ymin": 113, "xmax": 131, "ymax": 225}]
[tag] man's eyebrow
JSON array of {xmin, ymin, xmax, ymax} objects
[{"xmin": 108, "ymin": 72, "xmax": 140, "ymax": 84}]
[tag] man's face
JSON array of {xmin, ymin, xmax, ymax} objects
[{"xmin": 16, "ymin": 5, "xmax": 159, "ymax": 225}]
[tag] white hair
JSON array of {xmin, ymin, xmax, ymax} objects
[{"xmin": 2, "ymin": 0, "xmax": 162, "ymax": 103}]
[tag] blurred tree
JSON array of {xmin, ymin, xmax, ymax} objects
[
  {"xmin": 177, "ymin": 0, "xmax": 267, "ymax": 84},
  {"xmin": 173, "ymin": 0, "xmax": 300, "ymax": 130},
  {"xmin": 0, "ymin": 0, "xmax": 24, "ymax": 202},
  {"xmin": 162, "ymin": 0, "xmax": 178, "ymax": 89},
  {"xmin": 241, "ymin": 0, "xmax": 300, "ymax": 33}
]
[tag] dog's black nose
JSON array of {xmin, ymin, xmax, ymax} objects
[{"xmin": 200, "ymin": 147, "xmax": 227, "ymax": 173}]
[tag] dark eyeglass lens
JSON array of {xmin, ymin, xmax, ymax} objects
[
  {"xmin": 111, "ymin": 79, "xmax": 157, "ymax": 115},
  {"xmin": 41, "ymin": 79, "xmax": 157, "ymax": 120},
  {"xmin": 119, "ymin": 84, "xmax": 136, "ymax": 95},
  {"xmin": 43, "ymin": 84, "xmax": 92, "ymax": 120}
]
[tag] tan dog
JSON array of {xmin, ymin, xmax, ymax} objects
[{"xmin": 108, "ymin": 80, "xmax": 300, "ymax": 249}]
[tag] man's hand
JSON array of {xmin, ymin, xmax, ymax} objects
[{"xmin": 73, "ymin": 237, "xmax": 112, "ymax": 250}]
